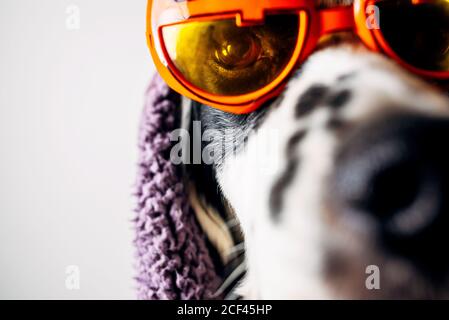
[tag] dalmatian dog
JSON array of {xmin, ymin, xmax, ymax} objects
[{"xmin": 182, "ymin": 0, "xmax": 449, "ymax": 299}]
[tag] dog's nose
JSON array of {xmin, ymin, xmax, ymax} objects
[{"xmin": 333, "ymin": 114, "xmax": 449, "ymax": 275}]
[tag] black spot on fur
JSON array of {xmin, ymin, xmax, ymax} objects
[
  {"xmin": 295, "ymin": 85, "xmax": 352, "ymax": 118},
  {"xmin": 326, "ymin": 89, "xmax": 352, "ymax": 109},
  {"xmin": 269, "ymin": 160, "xmax": 299, "ymax": 218},
  {"xmin": 337, "ymin": 72, "xmax": 356, "ymax": 82},
  {"xmin": 295, "ymin": 85, "xmax": 329, "ymax": 118},
  {"xmin": 327, "ymin": 117, "xmax": 345, "ymax": 130},
  {"xmin": 269, "ymin": 130, "xmax": 306, "ymax": 219},
  {"xmin": 286, "ymin": 130, "xmax": 307, "ymax": 152}
]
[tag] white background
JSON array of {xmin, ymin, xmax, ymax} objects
[{"xmin": 0, "ymin": 0, "xmax": 155, "ymax": 299}]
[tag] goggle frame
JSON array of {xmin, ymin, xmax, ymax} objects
[{"xmin": 147, "ymin": 0, "xmax": 449, "ymax": 114}]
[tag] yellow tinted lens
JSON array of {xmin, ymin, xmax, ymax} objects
[
  {"xmin": 162, "ymin": 15, "xmax": 299, "ymax": 96},
  {"xmin": 377, "ymin": 0, "xmax": 449, "ymax": 72}
]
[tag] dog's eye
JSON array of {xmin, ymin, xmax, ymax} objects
[
  {"xmin": 161, "ymin": 15, "xmax": 299, "ymax": 95},
  {"xmin": 213, "ymin": 30, "xmax": 262, "ymax": 70},
  {"xmin": 377, "ymin": 0, "xmax": 449, "ymax": 71}
]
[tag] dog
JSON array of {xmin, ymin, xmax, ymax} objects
[{"xmin": 174, "ymin": 0, "xmax": 449, "ymax": 299}]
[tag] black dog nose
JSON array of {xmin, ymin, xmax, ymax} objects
[{"xmin": 333, "ymin": 114, "xmax": 449, "ymax": 276}]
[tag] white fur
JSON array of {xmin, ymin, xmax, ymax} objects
[{"xmin": 217, "ymin": 46, "xmax": 449, "ymax": 299}]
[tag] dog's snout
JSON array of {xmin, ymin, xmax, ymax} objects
[{"xmin": 333, "ymin": 114, "xmax": 449, "ymax": 275}]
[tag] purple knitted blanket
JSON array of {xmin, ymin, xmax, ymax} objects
[{"xmin": 133, "ymin": 75, "xmax": 222, "ymax": 300}]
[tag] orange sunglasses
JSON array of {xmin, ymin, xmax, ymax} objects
[{"xmin": 147, "ymin": 0, "xmax": 449, "ymax": 114}]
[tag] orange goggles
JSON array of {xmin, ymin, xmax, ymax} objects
[{"xmin": 147, "ymin": 0, "xmax": 449, "ymax": 114}]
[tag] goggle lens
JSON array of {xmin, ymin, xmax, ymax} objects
[
  {"xmin": 377, "ymin": 0, "xmax": 449, "ymax": 72},
  {"xmin": 161, "ymin": 14, "xmax": 300, "ymax": 96}
]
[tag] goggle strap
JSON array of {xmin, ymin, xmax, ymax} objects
[{"xmin": 319, "ymin": 7, "xmax": 355, "ymax": 34}]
